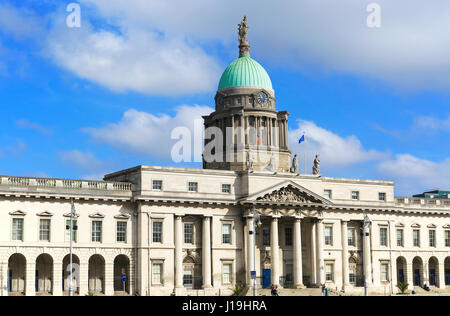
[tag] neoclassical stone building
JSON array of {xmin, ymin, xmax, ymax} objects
[{"xmin": 0, "ymin": 18, "xmax": 449, "ymax": 296}]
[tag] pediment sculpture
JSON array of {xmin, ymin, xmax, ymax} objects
[{"xmin": 256, "ymin": 186, "xmax": 314, "ymax": 203}]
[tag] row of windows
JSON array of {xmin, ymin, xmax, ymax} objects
[
  {"xmin": 152, "ymin": 180, "xmax": 231, "ymax": 194},
  {"xmin": 323, "ymin": 190, "xmax": 386, "ymax": 201},
  {"xmin": 11, "ymin": 218, "xmax": 128, "ymax": 243},
  {"xmin": 151, "ymin": 221, "xmax": 233, "ymax": 245},
  {"xmin": 325, "ymin": 263, "xmax": 390, "ymax": 283}
]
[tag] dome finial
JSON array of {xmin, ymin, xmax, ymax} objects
[{"xmin": 238, "ymin": 16, "xmax": 250, "ymax": 57}]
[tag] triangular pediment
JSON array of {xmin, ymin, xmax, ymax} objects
[
  {"xmin": 89, "ymin": 212, "xmax": 105, "ymax": 219},
  {"xmin": 37, "ymin": 211, "xmax": 53, "ymax": 217},
  {"xmin": 245, "ymin": 181, "xmax": 332, "ymax": 205},
  {"xmin": 9, "ymin": 210, "xmax": 26, "ymax": 216}
]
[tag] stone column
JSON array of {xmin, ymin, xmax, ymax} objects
[
  {"xmin": 406, "ymin": 262, "xmax": 414, "ymax": 290},
  {"xmin": 53, "ymin": 262, "xmax": 63, "ymax": 296},
  {"xmin": 271, "ymin": 217, "xmax": 280, "ymax": 286},
  {"xmin": 316, "ymin": 219, "xmax": 325, "ymax": 285},
  {"xmin": 310, "ymin": 221, "xmax": 317, "ymax": 285},
  {"xmin": 293, "ymin": 217, "xmax": 304, "ymax": 288},
  {"xmin": 78, "ymin": 260, "xmax": 89, "ymax": 296},
  {"xmin": 202, "ymin": 216, "xmax": 212, "ymax": 288},
  {"xmin": 245, "ymin": 116, "xmax": 249, "ymax": 145},
  {"xmin": 105, "ymin": 261, "xmax": 114, "ymax": 296},
  {"xmin": 175, "ymin": 215, "xmax": 183, "ymax": 289},
  {"xmin": 246, "ymin": 217, "xmax": 255, "ymax": 285},
  {"xmin": 25, "ymin": 261, "xmax": 36, "ymax": 296},
  {"xmin": 341, "ymin": 220, "xmax": 350, "ymax": 290},
  {"xmin": 363, "ymin": 222, "xmax": 373, "ymax": 286},
  {"xmin": 438, "ymin": 263, "xmax": 446, "ymax": 289},
  {"xmin": 0, "ymin": 261, "xmax": 8, "ymax": 296}
]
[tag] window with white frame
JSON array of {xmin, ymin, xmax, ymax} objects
[
  {"xmin": 324, "ymin": 190, "xmax": 332, "ymax": 199},
  {"xmin": 413, "ymin": 229, "xmax": 420, "ymax": 247},
  {"xmin": 184, "ymin": 223, "xmax": 194, "ymax": 244},
  {"xmin": 221, "ymin": 184, "xmax": 231, "ymax": 194},
  {"xmin": 324, "ymin": 226, "xmax": 333, "ymax": 246},
  {"xmin": 12, "ymin": 218, "xmax": 24, "ymax": 241},
  {"xmin": 429, "ymin": 229, "xmax": 436, "ymax": 247},
  {"xmin": 152, "ymin": 180, "xmax": 163, "ymax": 191},
  {"xmin": 446, "ymin": 230, "xmax": 450, "ymax": 247},
  {"xmin": 380, "ymin": 263, "xmax": 389, "ymax": 282},
  {"xmin": 325, "ymin": 263, "xmax": 334, "ymax": 282},
  {"xmin": 117, "ymin": 221, "xmax": 127, "ymax": 243},
  {"xmin": 152, "ymin": 263, "xmax": 163, "ymax": 285},
  {"xmin": 351, "ymin": 191, "xmax": 359, "ymax": 200},
  {"xmin": 348, "ymin": 227, "xmax": 355, "ymax": 246},
  {"xmin": 222, "ymin": 223, "xmax": 232, "ymax": 244},
  {"xmin": 39, "ymin": 219, "xmax": 51, "ymax": 241},
  {"xmin": 188, "ymin": 182, "xmax": 198, "ymax": 192},
  {"xmin": 349, "ymin": 266, "xmax": 356, "ymax": 285},
  {"xmin": 92, "ymin": 221, "xmax": 102, "ymax": 242},
  {"xmin": 378, "ymin": 192, "xmax": 386, "ymax": 201},
  {"xmin": 65, "ymin": 219, "xmax": 77, "ymax": 242},
  {"xmin": 396, "ymin": 229, "xmax": 403, "ymax": 247},
  {"xmin": 153, "ymin": 221, "xmax": 163, "ymax": 243},
  {"xmin": 380, "ymin": 227, "xmax": 388, "ymax": 246},
  {"xmin": 222, "ymin": 263, "xmax": 232, "ymax": 284}
]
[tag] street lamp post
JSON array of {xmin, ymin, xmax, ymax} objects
[
  {"xmin": 69, "ymin": 199, "xmax": 75, "ymax": 297},
  {"xmin": 363, "ymin": 213, "xmax": 372, "ymax": 297}
]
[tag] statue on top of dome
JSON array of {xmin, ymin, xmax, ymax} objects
[{"xmin": 238, "ymin": 16, "xmax": 250, "ymax": 57}]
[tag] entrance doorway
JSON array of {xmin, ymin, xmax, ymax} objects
[{"xmin": 262, "ymin": 269, "xmax": 271, "ymax": 288}]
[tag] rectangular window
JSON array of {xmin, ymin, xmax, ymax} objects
[
  {"xmin": 380, "ymin": 263, "xmax": 389, "ymax": 282},
  {"xmin": 222, "ymin": 223, "xmax": 232, "ymax": 244},
  {"xmin": 324, "ymin": 190, "xmax": 332, "ymax": 199},
  {"xmin": 12, "ymin": 218, "xmax": 24, "ymax": 241},
  {"xmin": 221, "ymin": 184, "xmax": 231, "ymax": 193},
  {"xmin": 153, "ymin": 221, "xmax": 163, "ymax": 243},
  {"xmin": 39, "ymin": 219, "xmax": 51, "ymax": 241},
  {"xmin": 152, "ymin": 263, "xmax": 162, "ymax": 285},
  {"xmin": 222, "ymin": 263, "xmax": 232, "ymax": 284},
  {"xmin": 379, "ymin": 192, "xmax": 386, "ymax": 201},
  {"xmin": 324, "ymin": 226, "xmax": 333, "ymax": 246},
  {"xmin": 413, "ymin": 229, "xmax": 420, "ymax": 247},
  {"xmin": 351, "ymin": 191, "xmax": 359, "ymax": 200},
  {"xmin": 65, "ymin": 219, "xmax": 77, "ymax": 242},
  {"xmin": 348, "ymin": 227, "xmax": 355, "ymax": 246},
  {"xmin": 183, "ymin": 268, "xmax": 193, "ymax": 288},
  {"xmin": 263, "ymin": 227, "xmax": 270, "ymax": 246},
  {"xmin": 285, "ymin": 227, "xmax": 292, "ymax": 246},
  {"xmin": 92, "ymin": 221, "xmax": 102, "ymax": 242},
  {"xmin": 349, "ymin": 267, "xmax": 356, "ymax": 285},
  {"xmin": 184, "ymin": 223, "xmax": 194, "ymax": 244},
  {"xmin": 188, "ymin": 182, "xmax": 198, "ymax": 192},
  {"xmin": 325, "ymin": 264, "xmax": 334, "ymax": 282},
  {"xmin": 446, "ymin": 230, "xmax": 450, "ymax": 247},
  {"xmin": 429, "ymin": 230, "xmax": 436, "ymax": 247},
  {"xmin": 152, "ymin": 180, "xmax": 163, "ymax": 191},
  {"xmin": 396, "ymin": 229, "xmax": 403, "ymax": 247},
  {"xmin": 117, "ymin": 222, "xmax": 127, "ymax": 243},
  {"xmin": 380, "ymin": 227, "xmax": 388, "ymax": 246}
]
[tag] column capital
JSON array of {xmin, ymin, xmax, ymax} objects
[
  {"xmin": 175, "ymin": 214, "xmax": 185, "ymax": 219},
  {"xmin": 341, "ymin": 219, "xmax": 350, "ymax": 224},
  {"xmin": 203, "ymin": 215, "xmax": 212, "ymax": 219}
]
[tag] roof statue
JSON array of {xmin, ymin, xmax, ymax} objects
[
  {"xmin": 238, "ymin": 16, "xmax": 250, "ymax": 57},
  {"xmin": 313, "ymin": 155, "xmax": 320, "ymax": 175}
]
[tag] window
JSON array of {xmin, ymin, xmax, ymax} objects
[
  {"xmin": 379, "ymin": 192, "xmax": 386, "ymax": 201},
  {"xmin": 39, "ymin": 219, "xmax": 51, "ymax": 241},
  {"xmin": 153, "ymin": 221, "xmax": 163, "ymax": 243},
  {"xmin": 380, "ymin": 263, "xmax": 389, "ymax": 282},
  {"xmin": 188, "ymin": 182, "xmax": 198, "ymax": 192},
  {"xmin": 65, "ymin": 219, "xmax": 77, "ymax": 242},
  {"xmin": 222, "ymin": 184, "xmax": 231, "ymax": 194},
  {"xmin": 222, "ymin": 263, "xmax": 232, "ymax": 284},
  {"xmin": 396, "ymin": 229, "xmax": 403, "ymax": 247},
  {"xmin": 92, "ymin": 221, "xmax": 102, "ymax": 242},
  {"xmin": 413, "ymin": 229, "xmax": 420, "ymax": 247},
  {"xmin": 351, "ymin": 191, "xmax": 359, "ymax": 200},
  {"xmin": 152, "ymin": 263, "xmax": 163, "ymax": 285},
  {"xmin": 184, "ymin": 223, "xmax": 194, "ymax": 244},
  {"xmin": 349, "ymin": 267, "xmax": 356, "ymax": 285},
  {"xmin": 324, "ymin": 190, "xmax": 332, "ymax": 199},
  {"xmin": 348, "ymin": 227, "xmax": 355, "ymax": 246},
  {"xmin": 183, "ymin": 268, "xmax": 193, "ymax": 288},
  {"xmin": 12, "ymin": 218, "xmax": 23, "ymax": 241},
  {"xmin": 324, "ymin": 226, "xmax": 333, "ymax": 246},
  {"xmin": 285, "ymin": 227, "xmax": 292, "ymax": 246},
  {"xmin": 263, "ymin": 227, "xmax": 270, "ymax": 246},
  {"xmin": 222, "ymin": 223, "xmax": 232, "ymax": 244},
  {"xmin": 380, "ymin": 227, "xmax": 388, "ymax": 246},
  {"xmin": 446, "ymin": 230, "xmax": 450, "ymax": 247},
  {"xmin": 117, "ymin": 222, "xmax": 127, "ymax": 243},
  {"xmin": 152, "ymin": 180, "xmax": 163, "ymax": 191},
  {"xmin": 325, "ymin": 263, "xmax": 334, "ymax": 282},
  {"xmin": 429, "ymin": 230, "xmax": 436, "ymax": 247}
]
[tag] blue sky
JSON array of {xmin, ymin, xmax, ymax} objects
[{"xmin": 1, "ymin": 0, "xmax": 450, "ymax": 195}]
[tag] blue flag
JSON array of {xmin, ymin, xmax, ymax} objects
[{"xmin": 299, "ymin": 135, "xmax": 305, "ymax": 144}]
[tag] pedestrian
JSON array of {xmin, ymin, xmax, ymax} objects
[
  {"xmin": 274, "ymin": 285, "xmax": 279, "ymax": 296},
  {"xmin": 321, "ymin": 284, "xmax": 325, "ymax": 296},
  {"xmin": 270, "ymin": 284, "xmax": 275, "ymax": 296}
]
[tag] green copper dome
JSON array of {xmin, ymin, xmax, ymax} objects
[{"xmin": 218, "ymin": 56, "xmax": 273, "ymax": 91}]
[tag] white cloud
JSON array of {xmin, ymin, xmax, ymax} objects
[
  {"xmin": 82, "ymin": 105, "xmax": 212, "ymax": 159},
  {"xmin": 0, "ymin": 3, "xmax": 44, "ymax": 40},
  {"xmin": 414, "ymin": 114, "xmax": 450, "ymax": 133},
  {"xmin": 59, "ymin": 150, "xmax": 107, "ymax": 174},
  {"xmin": 377, "ymin": 154, "xmax": 450, "ymax": 195},
  {"xmin": 289, "ymin": 120, "xmax": 387, "ymax": 168},
  {"xmin": 15, "ymin": 119, "xmax": 52, "ymax": 136}
]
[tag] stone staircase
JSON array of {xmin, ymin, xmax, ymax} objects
[{"xmin": 250, "ymin": 287, "xmax": 322, "ymax": 296}]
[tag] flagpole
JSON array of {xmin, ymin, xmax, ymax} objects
[
  {"xmin": 303, "ymin": 131, "xmax": 306, "ymax": 174},
  {"xmin": 69, "ymin": 199, "xmax": 74, "ymax": 297}
]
